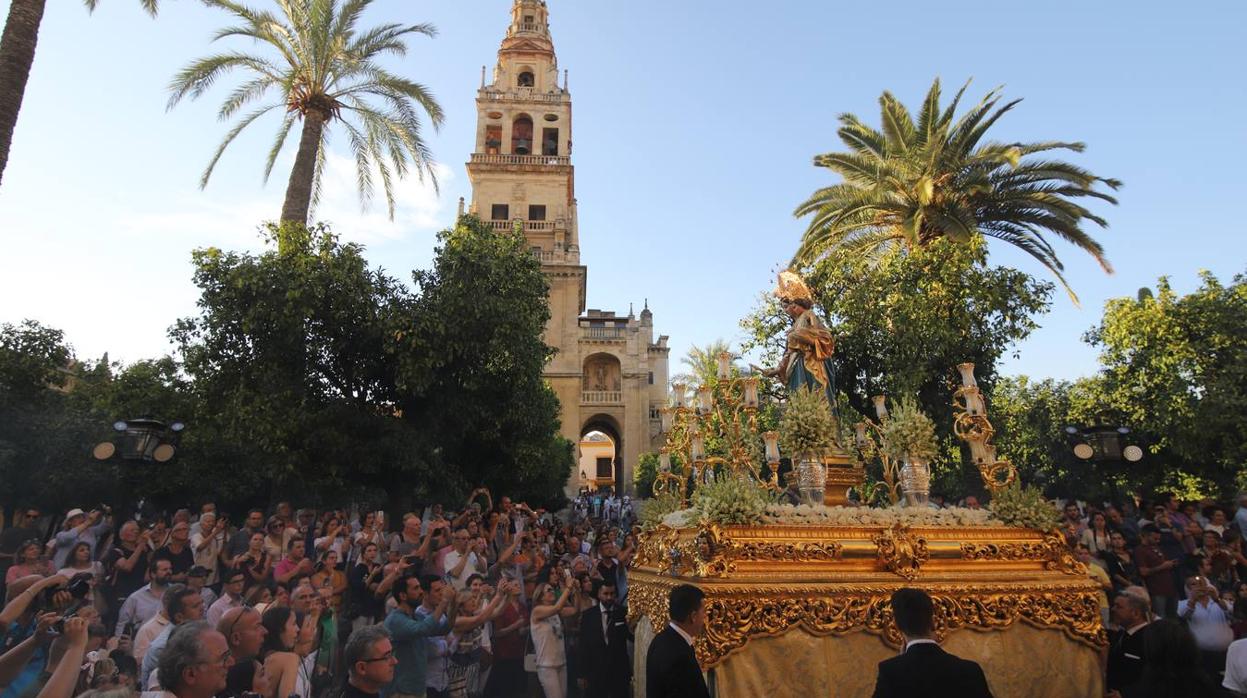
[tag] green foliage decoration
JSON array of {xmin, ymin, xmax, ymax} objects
[
  {"xmin": 638, "ymin": 492, "xmax": 684, "ymax": 531},
  {"xmin": 778, "ymin": 386, "xmax": 837, "ymax": 459},
  {"xmin": 987, "ymin": 482, "xmax": 1061, "ymax": 531},
  {"xmin": 689, "ymin": 475, "xmax": 772, "ymax": 526},
  {"xmin": 880, "ymin": 397, "xmax": 939, "ymax": 462},
  {"xmin": 742, "ymin": 237, "xmax": 1051, "ymax": 494}
]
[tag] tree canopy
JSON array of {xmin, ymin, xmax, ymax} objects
[{"xmin": 0, "ymin": 218, "xmax": 573, "ymax": 513}]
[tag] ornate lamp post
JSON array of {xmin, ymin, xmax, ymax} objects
[
  {"xmin": 1064, "ymin": 424, "xmax": 1143, "ymax": 463},
  {"xmin": 92, "ymin": 418, "xmax": 184, "ymax": 463}
]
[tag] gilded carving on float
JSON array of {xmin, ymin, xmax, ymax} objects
[
  {"xmin": 628, "ymin": 521, "xmax": 1107, "ymax": 668},
  {"xmin": 627, "ymin": 570, "xmax": 1106, "ymax": 668},
  {"xmin": 871, "ymin": 524, "xmax": 929, "ymax": 580}
]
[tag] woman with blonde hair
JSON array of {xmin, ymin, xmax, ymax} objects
[{"xmin": 528, "ymin": 571, "xmax": 579, "ymax": 698}]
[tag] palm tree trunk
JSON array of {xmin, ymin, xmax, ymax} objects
[
  {"xmin": 279, "ymin": 111, "xmax": 326, "ymax": 228},
  {"xmin": 0, "ymin": 0, "xmax": 48, "ymax": 188}
]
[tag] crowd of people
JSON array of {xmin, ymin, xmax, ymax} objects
[
  {"xmin": 1053, "ymin": 491, "xmax": 1247, "ymax": 697},
  {"xmin": 3, "ymin": 487, "xmax": 1247, "ymax": 698},
  {"xmin": 0, "ymin": 487, "xmax": 636, "ymax": 698}
]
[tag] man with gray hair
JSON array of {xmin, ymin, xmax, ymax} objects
[
  {"xmin": 141, "ymin": 584, "xmax": 206, "ymax": 688},
  {"xmin": 156, "ymin": 621, "xmax": 233, "ymax": 698},
  {"xmin": 342, "ymin": 625, "xmax": 398, "ymax": 698},
  {"xmin": 1107, "ymin": 586, "xmax": 1152, "ymax": 693}
]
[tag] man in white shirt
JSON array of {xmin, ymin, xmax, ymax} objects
[
  {"xmin": 189, "ymin": 513, "xmax": 225, "ymax": 586},
  {"xmin": 1225, "ymin": 637, "xmax": 1247, "ymax": 696},
  {"xmin": 1178, "ymin": 574, "xmax": 1234, "ymax": 677},
  {"xmin": 443, "ymin": 527, "xmax": 483, "ymax": 590}
]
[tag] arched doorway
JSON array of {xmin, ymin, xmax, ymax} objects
[
  {"xmin": 578, "ymin": 431, "xmax": 615, "ymax": 493},
  {"xmin": 581, "ymin": 414, "xmax": 623, "ymax": 495}
]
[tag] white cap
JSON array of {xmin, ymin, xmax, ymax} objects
[{"xmin": 65, "ymin": 508, "xmax": 86, "ymax": 519}]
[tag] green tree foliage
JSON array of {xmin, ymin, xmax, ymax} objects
[
  {"xmin": 991, "ymin": 270, "xmax": 1247, "ymax": 499},
  {"xmin": 671, "ymin": 340, "xmax": 734, "ymax": 388},
  {"xmin": 743, "ymin": 238, "xmax": 1051, "ymax": 494},
  {"xmin": 0, "ymin": 217, "xmax": 573, "ymax": 514},
  {"xmin": 395, "ymin": 215, "xmax": 574, "ymax": 507},
  {"xmin": 170, "ymin": 221, "xmax": 415, "ymax": 503},
  {"xmin": 793, "ymin": 78, "xmax": 1120, "ymax": 302},
  {"xmin": 168, "ymin": 0, "xmax": 444, "ymax": 226}
]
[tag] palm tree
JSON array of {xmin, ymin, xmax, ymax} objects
[
  {"xmin": 168, "ymin": 0, "xmax": 444, "ymax": 227},
  {"xmin": 793, "ymin": 78, "xmax": 1121, "ymax": 302},
  {"xmin": 673, "ymin": 340, "xmax": 736, "ymax": 389},
  {"xmin": 0, "ymin": 0, "xmax": 159, "ymax": 188}
]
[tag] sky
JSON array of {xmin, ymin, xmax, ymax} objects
[{"xmin": 1, "ymin": 0, "xmax": 1245, "ymax": 383}]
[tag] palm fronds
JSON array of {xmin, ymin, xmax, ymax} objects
[
  {"xmin": 169, "ymin": 0, "xmax": 443, "ymax": 222},
  {"xmin": 793, "ymin": 78, "xmax": 1120, "ymax": 303}
]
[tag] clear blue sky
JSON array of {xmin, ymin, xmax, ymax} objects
[{"xmin": 1, "ymin": 0, "xmax": 1244, "ymax": 382}]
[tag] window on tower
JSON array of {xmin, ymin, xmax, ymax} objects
[
  {"xmin": 491, "ymin": 204, "xmax": 509, "ymax": 220},
  {"xmin": 518, "ymin": 71, "xmax": 534, "ymax": 87},
  {"xmin": 512, "ymin": 115, "xmax": 534, "ymax": 155},
  {"xmin": 542, "ymin": 128, "xmax": 559, "ymax": 156},
  {"xmin": 484, "ymin": 125, "xmax": 502, "ymax": 154},
  {"xmin": 528, "ymin": 205, "xmax": 546, "ymax": 221}
]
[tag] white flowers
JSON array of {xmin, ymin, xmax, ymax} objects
[
  {"xmin": 760, "ymin": 503, "xmax": 1002, "ymax": 527},
  {"xmin": 649, "ymin": 502, "xmax": 1005, "ymax": 529}
]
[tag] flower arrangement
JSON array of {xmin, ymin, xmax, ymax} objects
[
  {"xmin": 987, "ymin": 482, "xmax": 1060, "ymax": 530},
  {"xmin": 638, "ymin": 492, "xmax": 684, "ymax": 531},
  {"xmin": 778, "ymin": 386, "xmax": 837, "ymax": 459},
  {"xmin": 880, "ymin": 397, "xmax": 938, "ymax": 462},
  {"xmin": 761, "ymin": 503, "xmax": 1001, "ymax": 527},
  {"xmin": 689, "ymin": 475, "xmax": 773, "ymax": 526}
]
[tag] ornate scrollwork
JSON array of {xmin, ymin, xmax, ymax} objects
[
  {"xmin": 872, "ymin": 524, "xmax": 929, "ymax": 580},
  {"xmin": 630, "ymin": 578, "xmax": 1106, "ymax": 668},
  {"xmin": 960, "ymin": 541, "xmax": 1051, "ymax": 561},
  {"xmin": 1041, "ymin": 530, "xmax": 1088, "ymax": 575}
]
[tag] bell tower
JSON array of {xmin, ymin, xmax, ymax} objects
[{"xmin": 466, "ymin": 2, "xmax": 670, "ymax": 496}]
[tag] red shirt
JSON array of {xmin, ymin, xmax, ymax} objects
[
  {"xmin": 493, "ymin": 601, "xmax": 526, "ymax": 659},
  {"xmin": 1134, "ymin": 544, "xmax": 1176, "ymax": 596}
]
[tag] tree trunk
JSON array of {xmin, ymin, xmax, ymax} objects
[
  {"xmin": 0, "ymin": 0, "xmax": 48, "ymax": 189},
  {"xmin": 279, "ymin": 111, "xmax": 326, "ymax": 230}
]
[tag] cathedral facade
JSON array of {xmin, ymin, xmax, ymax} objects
[{"xmin": 464, "ymin": 0, "xmax": 670, "ymax": 495}]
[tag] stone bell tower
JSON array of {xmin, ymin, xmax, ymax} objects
[{"xmin": 466, "ymin": 1, "xmax": 669, "ymax": 496}]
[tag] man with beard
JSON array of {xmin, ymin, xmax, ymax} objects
[
  {"xmin": 154, "ymin": 521, "xmax": 195, "ymax": 584},
  {"xmin": 115, "ymin": 558, "xmax": 173, "ymax": 638},
  {"xmin": 577, "ymin": 578, "xmax": 631, "ymax": 698}
]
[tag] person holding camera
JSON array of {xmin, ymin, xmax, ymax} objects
[
  {"xmin": 0, "ymin": 574, "xmax": 67, "ymax": 697},
  {"xmin": 1178, "ymin": 573, "xmax": 1234, "ymax": 678},
  {"xmin": 48, "ymin": 508, "xmax": 111, "ymax": 570},
  {"xmin": 383, "ymin": 574, "xmax": 452, "ymax": 698},
  {"xmin": 443, "ymin": 529, "xmax": 485, "ymax": 592}
]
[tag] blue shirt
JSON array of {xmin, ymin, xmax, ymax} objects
[
  {"xmin": 381, "ymin": 606, "xmax": 449, "ymax": 697},
  {"xmin": 140, "ymin": 623, "xmax": 175, "ymax": 688},
  {"xmin": 0, "ymin": 619, "xmax": 45, "ymax": 698}
]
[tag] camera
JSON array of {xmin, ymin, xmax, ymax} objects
[
  {"xmin": 403, "ymin": 555, "xmax": 420, "ymax": 564},
  {"xmin": 66, "ymin": 572, "xmax": 94, "ymax": 599}
]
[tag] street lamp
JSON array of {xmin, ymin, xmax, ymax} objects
[
  {"xmin": 93, "ymin": 418, "xmax": 185, "ymax": 463},
  {"xmin": 1064, "ymin": 424, "xmax": 1143, "ymax": 463}
]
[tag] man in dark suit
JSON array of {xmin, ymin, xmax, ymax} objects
[
  {"xmin": 872, "ymin": 588, "xmax": 993, "ymax": 698},
  {"xmin": 1106, "ymin": 588, "xmax": 1152, "ymax": 693},
  {"xmin": 576, "ymin": 578, "xmax": 631, "ymax": 698},
  {"xmin": 645, "ymin": 584, "xmax": 709, "ymax": 698}
]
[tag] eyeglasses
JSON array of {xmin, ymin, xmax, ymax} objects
[
  {"xmin": 361, "ymin": 651, "xmax": 395, "ymax": 663},
  {"xmin": 197, "ymin": 649, "xmax": 233, "ymax": 669}
]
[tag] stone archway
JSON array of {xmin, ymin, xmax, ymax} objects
[{"xmin": 581, "ymin": 414, "xmax": 623, "ymax": 494}]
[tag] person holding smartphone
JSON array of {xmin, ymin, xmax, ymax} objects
[{"xmin": 1177, "ymin": 573, "xmax": 1233, "ymax": 678}]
